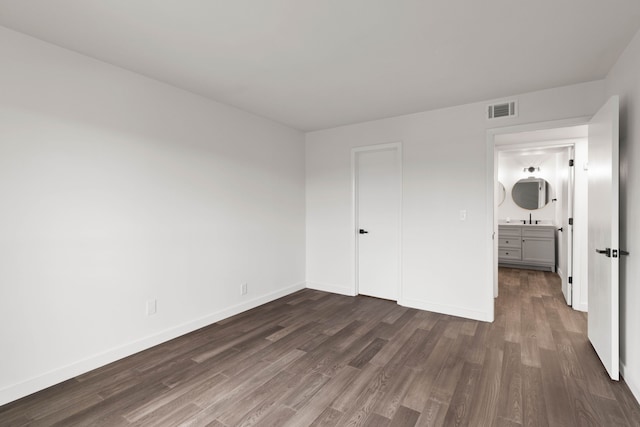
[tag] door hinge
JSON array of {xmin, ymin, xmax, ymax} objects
[
  {"xmin": 569, "ymin": 159, "xmax": 574, "ymax": 167},
  {"xmin": 568, "ymin": 218, "xmax": 573, "ymax": 225},
  {"xmin": 568, "ymin": 276, "xmax": 572, "ymax": 284}
]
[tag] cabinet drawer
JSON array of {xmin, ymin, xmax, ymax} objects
[
  {"xmin": 499, "ymin": 237, "xmax": 520, "ymax": 248},
  {"xmin": 522, "ymin": 228, "xmax": 555, "ymax": 238},
  {"xmin": 499, "ymin": 248, "xmax": 521, "ymax": 260},
  {"xmin": 499, "ymin": 226, "xmax": 522, "ymax": 237}
]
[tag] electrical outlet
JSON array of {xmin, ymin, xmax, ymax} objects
[
  {"xmin": 146, "ymin": 299, "xmax": 157, "ymax": 316},
  {"xmin": 241, "ymin": 283, "xmax": 248, "ymax": 296}
]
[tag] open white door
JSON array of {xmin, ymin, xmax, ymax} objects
[
  {"xmin": 587, "ymin": 96, "xmax": 620, "ymax": 380},
  {"xmin": 562, "ymin": 146, "xmax": 575, "ymax": 306}
]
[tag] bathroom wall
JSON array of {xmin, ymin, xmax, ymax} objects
[{"xmin": 498, "ymin": 153, "xmax": 559, "ymax": 224}]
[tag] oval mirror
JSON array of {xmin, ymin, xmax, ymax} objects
[
  {"xmin": 498, "ymin": 182, "xmax": 506, "ymax": 206},
  {"xmin": 512, "ymin": 178, "xmax": 551, "ymax": 210}
]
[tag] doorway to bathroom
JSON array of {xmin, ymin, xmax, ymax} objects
[
  {"xmin": 487, "ymin": 96, "xmax": 622, "ymax": 380},
  {"xmin": 496, "ymin": 136, "xmax": 587, "ymax": 309}
]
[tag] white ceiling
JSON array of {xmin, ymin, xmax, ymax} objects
[{"xmin": 1, "ymin": 1, "xmax": 639, "ymax": 131}]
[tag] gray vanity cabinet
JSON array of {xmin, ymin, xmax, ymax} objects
[{"xmin": 498, "ymin": 225, "xmax": 556, "ymax": 271}]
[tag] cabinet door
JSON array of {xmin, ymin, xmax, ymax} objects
[{"xmin": 521, "ymin": 238, "xmax": 554, "ymax": 264}]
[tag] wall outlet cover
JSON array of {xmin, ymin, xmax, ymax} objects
[{"xmin": 146, "ymin": 299, "xmax": 157, "ymax": 316}]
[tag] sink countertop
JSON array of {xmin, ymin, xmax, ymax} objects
[{"xmin": 498, "ymin": 221, "xmax": 555, "ymax": 227}]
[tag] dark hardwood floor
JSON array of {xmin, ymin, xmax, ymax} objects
[{"xmin": 2, "ymin": 268, "xmax": 639, "ymax": 426}]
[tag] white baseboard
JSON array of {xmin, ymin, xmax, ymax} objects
[
  {"xmin": 305, "ymin": 284, "xmax": 490, "ymax": 322},
  {"xmin": 0, "ymin": 281, "xmax": 305, "ymax": 407},
  {"xmin": 306, "ymin": 281, "xmax": 356, "ymax": 296},
  {"xmin": 400, "ymin": 297, "xmax": 492, "ymax": 322},
  {"xmin": 573, "ymin": 302, "xmax": 588, "ymax": 312},
  {"xmin": 621, "ymin": 360, "xmax": 640, "ymax": 406}
]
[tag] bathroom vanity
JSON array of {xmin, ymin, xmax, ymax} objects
[{"xmin": 498, "ymin": 224, "xmax": 556, "ymax": 272}]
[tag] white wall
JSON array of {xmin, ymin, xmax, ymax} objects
[
  {"xmin": 605, "ymin": 28, "xmax": 640, "ymax": 403},
  {"xmin": 0, "ymin": 27, "xmax": 305, "ymax": 405},
  {"xmin": 306, "ymin": 81, "xmax": 605, "ymax": 321},
  {"xmin": 498, "ymin": 154, "xmax": 558, "ymax": 224}
]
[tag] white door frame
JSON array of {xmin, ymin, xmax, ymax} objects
[
  {"xmin": 486, "ymin": 117, "xmax": 590, "ymax": 318},
  {"xmin": 352, "ymin": 142, "xmax": 403, "ymax": 301}
]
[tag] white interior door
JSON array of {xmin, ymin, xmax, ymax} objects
[
  {"xmin": 588, "ymin": 96, "xmax": 620, "ymax": 380},
  {"xmin": 562, "ymin": 146, "xmax": 575, "ymax": 306},
  {"xmin": 355, "ymin": 146, "xmax": 400, "ymax": 300}
]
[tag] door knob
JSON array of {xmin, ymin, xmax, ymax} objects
[
  {"xmin": 359, "ymin": 229, "xmax": 369, "ymax": 234},
  {"xmin": 612, "ymin": 249, "xmax": 630, "ymax": 258},
  {"xmin": 595, "ymin": 248, "xmax": 611, "ymax": 257}
]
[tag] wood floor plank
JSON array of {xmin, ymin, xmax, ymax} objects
[
  {"xmin": 566, "ymin": 330, "xmax": 617, "ymax": 400},
  {"xmin": 564, "ymin": 376, "xmax": 606, "ymax": 426},
  {"xmin": 539, "ymin": 347, "xmax": 576, "ymax": 427},
  {"xmin": 468, "ymin": 347, "xmax": 504, "ymax": 425},
  {"xmin": 339, "ymin": 365, "xmax": 394, "ymax": 426},
  {"xmin": 310, "ymin": 407, "xmax": 344, "ymax": 426},
  {"xmin": 496, "ymin": 341, "xmax": 523, "ymax": 424},
  {"xmin": 522, "ymin": 365, "xmax": 549, "ymax": 427},
  {"xmin": 442, "ymin": 361, "xmax": 483, "ymax": 426},
  {"xmin": 189, "ymin": 349, "xmax": 305, "ymax": 424},
  {"xmin": 331, "ymin": 363, "xmax": 383, "ymax": 413},
  {"xmin": 216, "ymin": 370, "xmax": 297, "ymax": 426},
  {"xmin": 426, "ymin": 333, "xmax": 471, "ymax": 406},
  {"xmin": 369, "ymin": 325, "xmax": 429, "ymax": 368},
  {"xmin": 416, "ymin": 398, "xmax": 448, "ymax": 427},
  {"xmin": 348, "ymin": 337, "xmax": 387, "ymax": 368},
  {"xmin": 252, "ymin": 405, "xmax": 296, "ymax": 427},
  {"xmin": 282, "ymin": 365, "xmax": 360, "ymax": 427},
  {"xmin": 50, "ymin": 381, "xmax": 170, "ymax": 427},
  {"xmin": 129, "ymin": 374, "xmax": 227, "ymax": 425},
  {"xmin": 372, "ymin": 365, "xmax": 415, "ymax": 419},
  {"xmin": 280, "ymin": 371, "xmax": 330, "ymax": 411},
  {"xmin": 401, "ymin": 336, "xmax": 455, "ymax": 411},
  {"xmin": 2, "ymin": 268, "xmax": 640, "ymax": 426},
  {"xmin": 389, "ymin": 405, "xmax": 420, "ymax": 427},
  {"xmin": 610, "ymin": 379, "xmax": 640, "ymax": 424},
  {"xmin": 363, "ymin": 412, "xmax": 392, "ymax": 427}
]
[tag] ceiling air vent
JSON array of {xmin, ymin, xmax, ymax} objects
[{"xmin": 487, "ymin": 100, "xmax": 517, "ymax": 120}]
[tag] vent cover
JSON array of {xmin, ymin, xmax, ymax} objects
[{"xmin": 487, "ymin": 101, "xmax": 517, "ymax": 119}]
